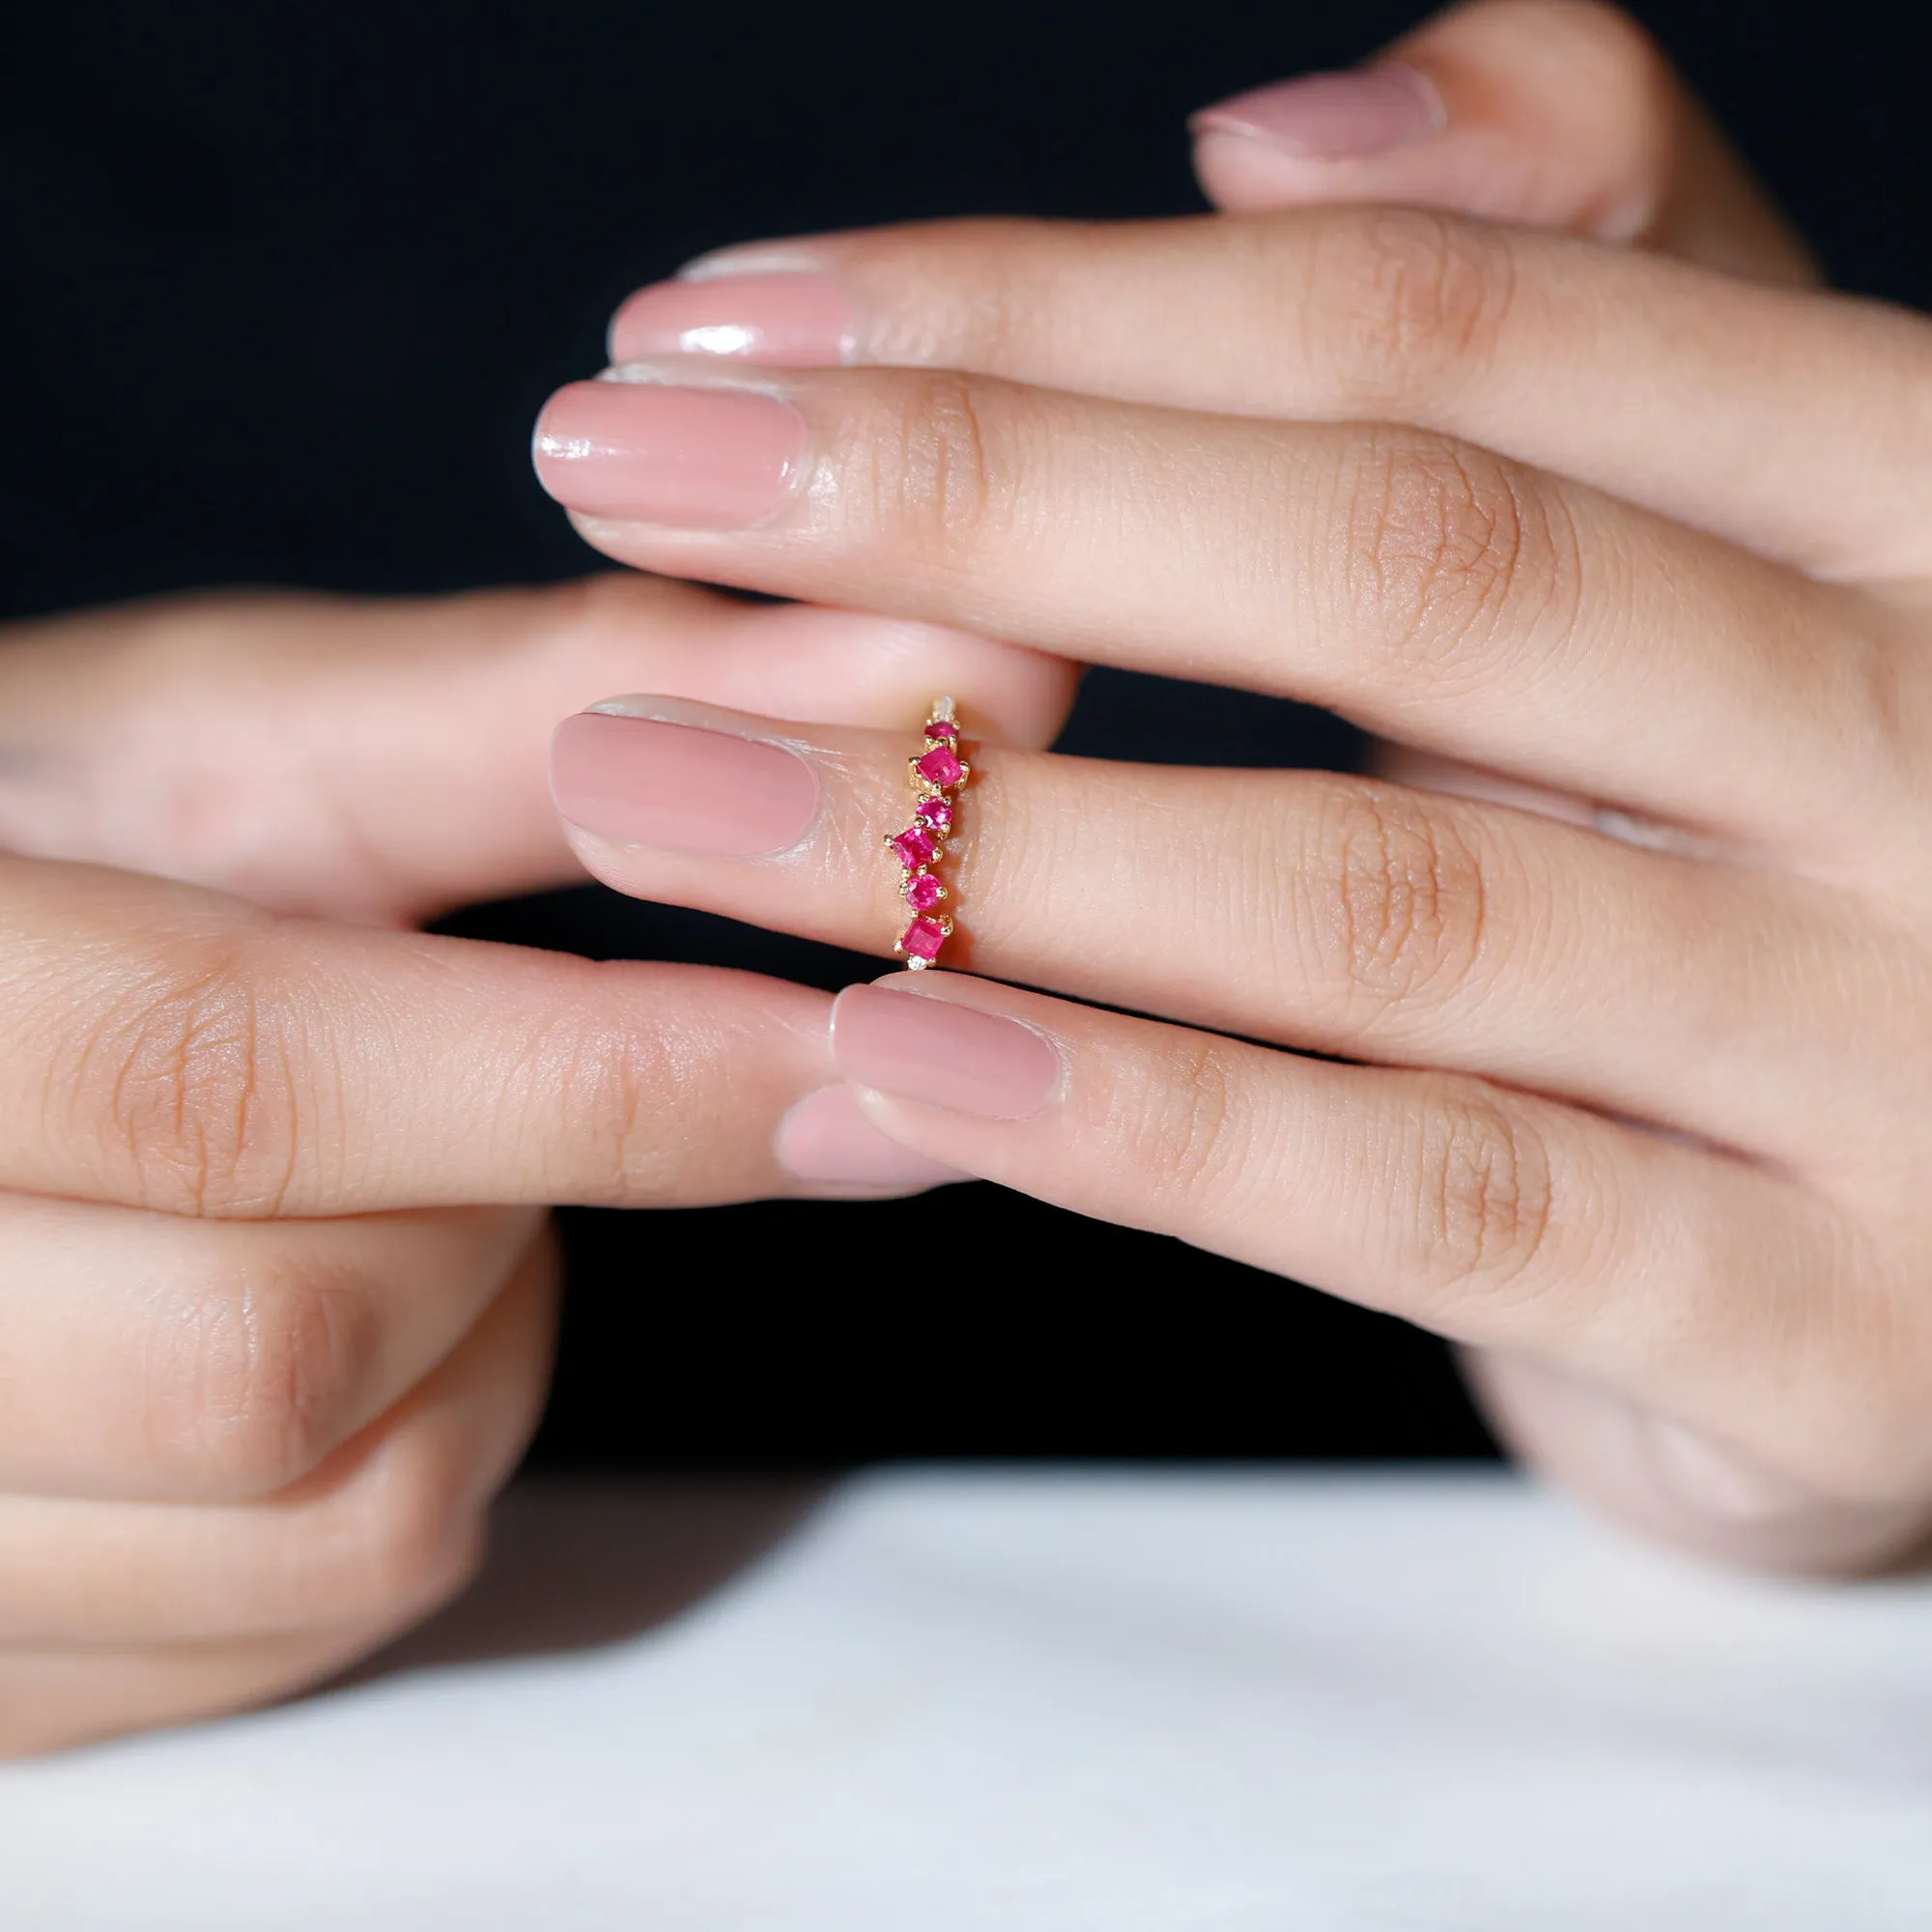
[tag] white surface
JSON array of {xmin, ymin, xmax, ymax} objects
[{"xmin": 4, "ymin": 1469, "xmax": 1931, "ymax": 1928}]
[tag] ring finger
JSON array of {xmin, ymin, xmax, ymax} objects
[{"xmin": 548, "ymin": 698, "xmax": 1910, "ymax": 1171}]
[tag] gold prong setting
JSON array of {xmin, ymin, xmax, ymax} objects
[{"xmin": 888, "ymin": 696, "xmax": 968, "ymax": 968}]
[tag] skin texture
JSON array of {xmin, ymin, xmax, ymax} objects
[
  {"xmin": 0, "ymin": 582, "xmax": 1071, "ymax": 1758},
  {"xmin": 544, "ymin": 0, "xmax": 1932, "ymax": 1577},
  {"xmin": 7, "ymin": 0, "xmax": 1912, "ymax": 1760}
]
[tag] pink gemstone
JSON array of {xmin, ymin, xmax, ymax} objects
[
  {"xmin": 889, "ymin": 826, "xmax": 938, "ymax": 869},
  {"xmin": 900, "ymin": 916, "xmax": 948, "ymax": 961},
  {"xmin": 923, "ymin": 719, "xmax": 958, "ymax": 741},
  {"xmin": 915, "ymin": 746, "xmax": 964, "ymax": 787},
  {"xmin": 916, "ymin": 797, "xmax": 953, "ymax": 828},
  {"xmin": 904, "ymin": 871, "xmax": 944, "ymax": 911}
]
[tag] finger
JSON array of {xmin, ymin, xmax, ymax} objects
[
  {"xmin": 0, "ymin": 857, "xmax": 960, "ymax": 1215},
  {"xmin": 622, "ymin": 208, "xmax": 1932, "ymax": 584},
  {"xmin": 830, "ymin": 975, "xmax": 1923, "ymax": 1507},
  {"xmin": 0, "ymin": 1193, "xmax": 543, "ymax": 1501},
  {"xmin": 550, "ymin": 700, "xmax": 1909, "ymax": 1168},
  {"xmin": 1190, "ymin": 0, "xmax": 1815, "ymax": 286},
  {"xmin": 533, "ymin": 364, "xmax": 1894, "ymax": 849},
  {"xmin": 0, "ymin": 1223, "xmax": 554, "ymax": 1645},
  {"xmin": 1464, "ymin": 1350, "xmax": 1932, "ymax": 1576},
  {"xmin": 0, "ymin": 580, "xmax": 1074, "ymax": 925},
  {"xmin": 0, "ymin": 1625, "xmax": 410, "ymax": 1760}
]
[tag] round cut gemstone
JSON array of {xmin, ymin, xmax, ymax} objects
[
  {"xmin": 900, "ymin": 916, "xmax": 948, "ymax": 961},
  {"xmin": 889, "ymin": 826, "xmax": 938, "ymax": 869},
  {"xmin": 916, "ymin": 797, "xmax": 953, "ymax": 828},
  {"xmin": 923, "ymin": 719, "xmax": 959, "ymax": 741},
  {"xmin": 904, "ymin": 871, "xmax": 944, "ymax": 911},
  {"xmin": 915, "ymin": 746, "xmax": 965, "ymax": 787}
]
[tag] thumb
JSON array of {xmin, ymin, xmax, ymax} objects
[
  {"xmin": 0, "ymin": 579, "xmax": 1073, "ymax": 926},
  {"xmin": 1192, "ymin": 0, "xmax": 1816, "ymax": 285}
]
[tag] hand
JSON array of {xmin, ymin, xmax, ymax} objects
[
  {"xmin": 0, "ymin": 582, "xmax": 1070, "ymax": 1755},
  {"xmin": 534, "ymin": 1, "xmax": 1932, "ymax": 1574}
]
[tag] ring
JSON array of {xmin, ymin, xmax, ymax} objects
[{"xmin": 886, "ymin": 696, "xmax": 971, "ymax": 968}]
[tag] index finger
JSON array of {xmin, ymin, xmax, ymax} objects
[
  {"xmin": 0, "ymin": 858, "xmax": 854, "ymax": 1217},
  {"xmin": 615, "ymin": 210, "xmax": 1927, "ymax": 583}
]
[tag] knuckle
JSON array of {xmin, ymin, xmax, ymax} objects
[
  {"xmin": 72, "ymin": 935, "xmax": 305, "ymax": 1218},
  {"xmin": 148, "ymin": 1258, "xmax": 384, "ymax": 1497},
  {"xmin": 330, "ymin": 1440, "xmax": 487, "ymax": 1627},
  {"xmin": 1305, "ymin": 784, "xmax": 1491, "ymax": 1009},
  {"xmin": 1342, "ymin": 431, "xmax": 1577, "ymax": 687},
  {"xmin": 533, "ymin": 986, "xmax": 698, "ymax": 1201},
  {"xmin": 1312, "ymin": 208, "xmax": 1516, "ymax": 412},
  {"xmin": 1124, "ymin": 1035, "xmax": 1259, "ymax": 1226},
  {"xmin": 1404, "ymin": 1084, "xmax": 1557, "ymax": 1301},
  {"xmin": 855, "ymin": 370, "xmax": 1017, "ymax": 560}
]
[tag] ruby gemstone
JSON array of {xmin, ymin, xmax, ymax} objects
[
  {"xmin": 904, "ymin": 871, "xmax": 944, "ymax": 911},
  {"xmin": 900, "ymin": 916, "xmax": 948, "ymax": 961},
  {"xmin": 916, "ymin": 797, "xmax": 953, "ymax": 828},
  {"xmin": 915, "ymin": 746, "xmax": 964, "ymax": 786},
  {"xmin": 923, "ymin": 719, "xmax": 959, "ymax": 741},
  {"xmin": 889, "ymin": 826, "xmax": 938, "ymax": 869}
]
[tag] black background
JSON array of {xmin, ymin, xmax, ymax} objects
[{"xmin": 2, "ymin": 1, "xmax": 1924, "ymax": 1468}]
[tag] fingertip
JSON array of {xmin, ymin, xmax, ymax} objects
[
  {"xmin": 1187, "ymin": 128, "xmax": 1350, "ymax": 213},
  {"xmin": 1185, "ymin": 0, "xmax": 1676, "ymax": 242},
  {"xmin": 773, "ymin": 1081, "xmax": 974, "ymax": 1193},
  {"xmin": 1189, "ymin": 67, "xmax": 1445, "ymax": 165}
]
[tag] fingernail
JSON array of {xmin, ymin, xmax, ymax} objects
[
  {"xmin": 532, "ymin": 379, "xmax": 809, "ymax": 527},
  {"xmin": 609, "ymin": 271, "xmax": 856, "ymax": 368},
  {"xmin": 1189, "ymin": 65, "xmax": 1443, "ymax": 161},
  {"xmin": 550, "ymin": 710, "xmax": 819, "ymax": 855},
  {"xmin": 830, "ymin": 982, "xmax": 1060, "ymax": 1121},
  {"xmin": 775, "ymin": 1084, "xmax": 971, "ymax": 1189}
]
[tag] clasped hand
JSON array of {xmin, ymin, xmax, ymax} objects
[
  {"xmin": 539, "ymin": 1, "xmax": 1932, "ymax": 1580},
  {"xmin": 5, "ymin": 0, "xmax": 1928, "ymax": 1760}
]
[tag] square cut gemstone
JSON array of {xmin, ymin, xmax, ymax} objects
[
  {"xmin": 900, "ymin": 915, "xmax": 948, "ymax": 961},
  {"xmin": 915, "ymin": 746, "xmax": 965, "ymax": 787},
  {"xmin": 889, "ymin": 826, "xmax": 938, "ymax": 869},
  {"xmin": 916, "ymin": 797, "xmax": 953, "ymax": 828},
  {"xmin": 904, "ymin": 871, "xmax": 944, "ymax": 911}
]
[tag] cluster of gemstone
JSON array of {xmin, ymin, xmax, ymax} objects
[{"xmin": 886, "ymin": 697, "xmax": 970, "ymax": 967}]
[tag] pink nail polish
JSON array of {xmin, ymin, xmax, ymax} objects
[
  {"xmin": 550, "ymin": 711, "xmax": 819, "ymax": 855},
  {"xmin": 609, "ymin": 272, "xmax": 856, "ymax": 368},
  {"xmin": 1190, "ymin": 65, "xmax": 1443, "ymax": 160},
  {"xmin": 774, "ymin": 1084, "xmax": 970, "ymax": 1188},
  {"xmin": 532, "ymin": 380, "xmax": 809, "ymax": 527},
  {"xmin": 830, "ymin": 984, "xmax": 1060, "ymax": 1121}
]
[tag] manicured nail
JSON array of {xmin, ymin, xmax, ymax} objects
[
  {"xmin": 774, "ymin": 1084, "xmax": 971, "ymax": 1189},
  {"xmin": 830, "ymin": 983, "xmax": 1060, "ymax": 1121},
  {"xmin": 532, "ymin": 379, "xmax": 809, "ymax": 527},
  {"xmin": 609, "ymin": 271, "xmax": 856, "ymax": 368},
  {"xmin": 550, "ymin": 710, "xmax": 818, "ymax": 855},
  {"xmin": 1190, "ymin": 66, "xmax": 1443, "ymax": 161}
]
